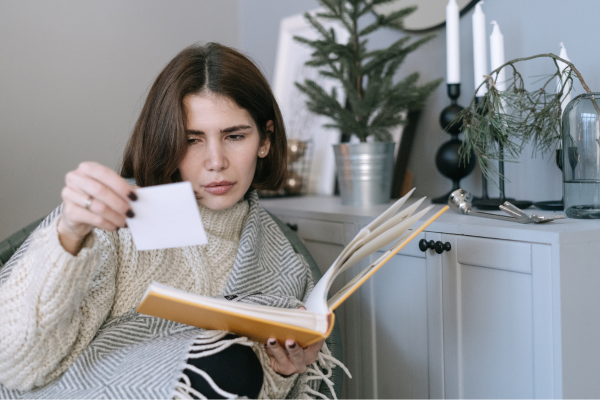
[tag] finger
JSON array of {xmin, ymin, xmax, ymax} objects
[
  {"xmin": 62, "ymin": 186, "xmax": 127, "ymax": 228},
  {"xmin": 77, "ymin": 161, "xmax": 138, "ymax": 201},
  {"xmin": 285, "ymin": 340, "xmax": 306, "ymax": 372},
  {"xmin": 66, "ymin": 170, "xmax": 133, "ymax": 219},
  {"xmin": 303, "ymin": 339, "xmax": 325, "ymax": 364},
  {"xmin": 265, "ymin": 339, "xmax": 295, "ymax": 376},
  {"xmin": 265, "ymin": 339, "xmax": 288, "ymax": 362},
  {"xmin": 65, "ymin": 202, "xmax": 119, "ymax": 232}
]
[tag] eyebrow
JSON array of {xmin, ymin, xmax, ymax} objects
[{"xmin": 186, "ymin": 125, "xmax": 252, "ymax": 135}]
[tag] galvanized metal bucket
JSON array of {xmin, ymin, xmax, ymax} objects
[{"xmin": 333, "ymin": 142, "xmax": 395, "ymax": 206}]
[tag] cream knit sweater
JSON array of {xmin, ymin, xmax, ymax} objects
[{"xmin": 0, "ymin": 200, "xmax": 297, "ymax": 397}]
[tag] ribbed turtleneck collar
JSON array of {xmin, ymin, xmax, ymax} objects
[{"xmin": 196, "ymin": 200, "xmax": 249, "ymax": 242}]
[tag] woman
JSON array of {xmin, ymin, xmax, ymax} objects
[{"xmin": 0, "ymin": 43, "xmax": 340, "ymax": 399}]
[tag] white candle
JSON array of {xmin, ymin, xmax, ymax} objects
[
  {"xmin": 472, "ymin": 2, "xmax": 487, "ymax": 96},
  {"xmin": 446, "ymin": 0, "xmax": 460, "ymax": 84},
  {"xmin": 557, "ymin": 42, "xmax": 571, "ymax": 111},
  {"xmin": 489, "ymin": 21, "xmax": 506, "ymax": 91}
]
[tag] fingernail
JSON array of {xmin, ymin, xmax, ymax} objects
[
  {"xmin": 128, "ymin": 192, "xmax": 138, "ymax": 201},
  {"xmin": 126, "ymin": 209, "xmax": 135, "ymax": 218},
  {"xmin": 268, "ymin": 339, "xmax": 276, "ymax": 346},
  {"xmin": 288, "ymin": 342, "xmax": 296, "ymax": 349},
  {"xmin": 124, "ymin": 223, "xmax": 128, "ymax": 228},
  {"xmin": 116, "ymin": 227, "xmax": 120, "ymax": 232}
]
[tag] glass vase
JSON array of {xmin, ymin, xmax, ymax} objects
[{"xmin": 562, "ymin": 93, "xmax": 600, "ymax": 218}]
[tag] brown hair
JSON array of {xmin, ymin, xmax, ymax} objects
[{"xmin": 120, "ymin": 43, "xmax": 287, "ymax": 190}]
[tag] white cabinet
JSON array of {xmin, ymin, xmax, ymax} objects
[
  {"xmin": 261, "ymin": 196, "xmax": 600, "ymax": 399},
  {"xmin": 438, "ymin": 234, "xmax": 545, "ymax": 399}
]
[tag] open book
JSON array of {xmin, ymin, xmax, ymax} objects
[{"xmin": 136, "ymin": 189, "xmax": 448, "ymax": 347}]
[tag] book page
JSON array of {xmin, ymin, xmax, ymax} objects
[
  {"xmin": 336, "ymin": 205, "xmax": 433, "ymax": 275},
  {"xmin": 326, "ymin": 206, "xmax": 449, "ymax": 312},
  {"xmin": 305, "ymin": 190, "xmax": 420, "ymax": 313}
]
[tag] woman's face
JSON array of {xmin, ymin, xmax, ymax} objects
[{"xmin": 179, "ymin": 94, "xmax": 271, "ymax": 210}]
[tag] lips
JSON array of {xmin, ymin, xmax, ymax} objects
[{"xmin": 203, "ymin": 181, "xmax": 235, "ymax": 195}]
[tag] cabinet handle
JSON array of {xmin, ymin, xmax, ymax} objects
[
  {"xmin": 434, "ymin": 241, "xmax": 451, "ymax": 254},
  {"xmin": 419, "ymin": 239, "xmax": 451, "ymax": 254},
  {"xmin": 419, "ymin": 239, "xmax": 435, "ymax": 252}
]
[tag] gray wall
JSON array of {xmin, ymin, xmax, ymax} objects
[
  {"xmin": 0, "ymin": 0, "xmax": 239, "ymax": 240},
  {"xmin": 4, "ymin": 0, "xmax": 600, "ymax": 240},
  {"xmin": 239, "ymin": 0, "xmax": 319, "ymax": 82},
  {"xmin": 238, "ymin": 0, "xmax": 600, "ymax": 202}
]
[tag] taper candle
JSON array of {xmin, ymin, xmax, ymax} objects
[
  {"xmin": 472, "ymin": 2, "xmax": 487, "ymax": 96},
  {"xmin": 446, "ymin": 0, "xmax": 460, "ymax": 84},
  {"xmin": 489, "ymin": 20, "xmax": 506, "ymax": 91},
  {"xmin": 557, "ymin": 42, "xmax": 572, "ymax": 111}
]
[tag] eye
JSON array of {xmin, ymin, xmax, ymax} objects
[
  {"xmin": 187, "ymin": 138, "xmax": 199, "ymax": 145},
  {"xmin": 227, "ymin": 134, "xmax": 245, "ymax": 141}
]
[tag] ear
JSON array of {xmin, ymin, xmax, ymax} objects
[{"xmin": 258, "ymin": 120, "xmax": 273, "ymax": 158}]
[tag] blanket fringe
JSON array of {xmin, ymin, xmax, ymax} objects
[
  {"xmin": 173, "ymin": 332, "xmax": 351, "ymax": 400},
  {"xmin": 293, "ymin": 342, "xmax": 352, "ymax": 400},
  {"xmin": 253, "ymin": 342, "xmax": 280, "ymax": 398},
  {"xmin": 173, "ymin": 331, "xmax": 255, "ymax": 399}
]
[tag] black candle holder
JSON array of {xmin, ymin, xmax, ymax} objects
[
  {"xmin": 474, "ymin": 97, "xmax": 490, "ymax": 202},
  {"xmin": 468, "ymin": 97, "xmax": 533, "ymax": 210},
  {"xmin": 471, "ymin": 146, "xmax": 534, "ymax": 210},
  {"xmin": 432, "ymin": 83, "xmax": 476, "ymax": 204}
]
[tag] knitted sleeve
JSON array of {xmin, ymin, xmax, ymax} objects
[{"xmin": 0, "ymin": 217, "xmax": 118, "ymax": 391}]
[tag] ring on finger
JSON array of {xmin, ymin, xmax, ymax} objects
[{"xmin": 84, "ymin": 195, "xmax": 94, "ymax": 210}]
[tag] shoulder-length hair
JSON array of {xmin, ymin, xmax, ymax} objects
[{"xmin": 120, "ymin": 43, "xmax": 287, "ymax": 190}]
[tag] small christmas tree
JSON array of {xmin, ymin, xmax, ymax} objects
[{"xmin": 294, "ymin": 0, "xmax": 442, "ymax": 142}]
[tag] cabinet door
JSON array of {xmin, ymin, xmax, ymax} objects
[
  {"xmin": 346, "ymin": 230, "xmax": 429, "ymax": 399},
  {"xmin": 293, "ymin": 218, "xmax": 362, "ymax": 399},
  {"xmin": 369, "ymin": 236, "xmax": 430, "ymax": 399},
  {"xmin": 441, "ymin": 234, "xmax": 535, "ymax": 399}
]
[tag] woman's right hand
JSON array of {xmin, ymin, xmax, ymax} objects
[{"xmin": 57, "ymin": 161, "xmax": 138, "ymax": 255}]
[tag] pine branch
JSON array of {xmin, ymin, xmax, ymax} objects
[
  {"xmin": 456, "ymin": 53, "xmax": 589, "ymax": 182},
  {"xmin": 293, "ymin": 0, "xmax": 441, "ymax": 142}
]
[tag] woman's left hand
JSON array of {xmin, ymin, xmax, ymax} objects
[{"xmin": 265, "ymin": 307, "xmax": 325, "ymax": 376}]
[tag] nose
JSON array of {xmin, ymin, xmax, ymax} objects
[{"xmin": 204, "ymin": 140, "xmax": 227, "ymax": 172}]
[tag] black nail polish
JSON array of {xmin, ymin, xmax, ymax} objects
[
  {"xmin": 288, "ymin": 342, "xmax": 296, "ymax": 349},
  {"xmin": 128, "ymin": 192, "xmax": 138, "ymax": 201},
  {"xmin": 116, "ymin": 227, "xmax": 120, "ymax": 232},
  {"xmin": 126, "ymin": 209, "xmax": 135, "ymax": 218},
  {"xmin": 268, "ymin": 339, "xmax": 276, "ymax": 346},
  {"xmin": 124, "ymin": 223, "xmax": 128, "ymax": 228}
]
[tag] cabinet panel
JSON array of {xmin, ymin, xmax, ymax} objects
[
  {"xmin": 372, "ymin": 253, "xmax": 429, "ymax": 399},
  {"xmin": 397, "ymin": 232, "xmax": 426, "ymax": 258},
  {"xmin": 443, "ymin": 234, "xmax": 534, "ymax": 399},
  {"xmin": 297, "ymin": 218, "xmax": 346, "ymax": 245},
  {"xmin": 457, "ymin": 236, "xmax": 532, "ymax": 274},
  {"xmin": 303, "ymin": 240, "xmax": 343, "ymax": 276},
  {"xmin": 460, "ymin": 264, "xmax": 534, "ymax": 398}
]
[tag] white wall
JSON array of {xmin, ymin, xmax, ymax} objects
[{"xmin": 0, "ymin": 0, "xmax": 239, "ymax": 240}]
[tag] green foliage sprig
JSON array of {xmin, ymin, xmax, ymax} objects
[
  {"xmin": 457, "ymin": 53, "xmax": 594, "ymax": 180},
  {"xmin": 294, "ymin": 0, "xmax": 442, "ymax": 142}
]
